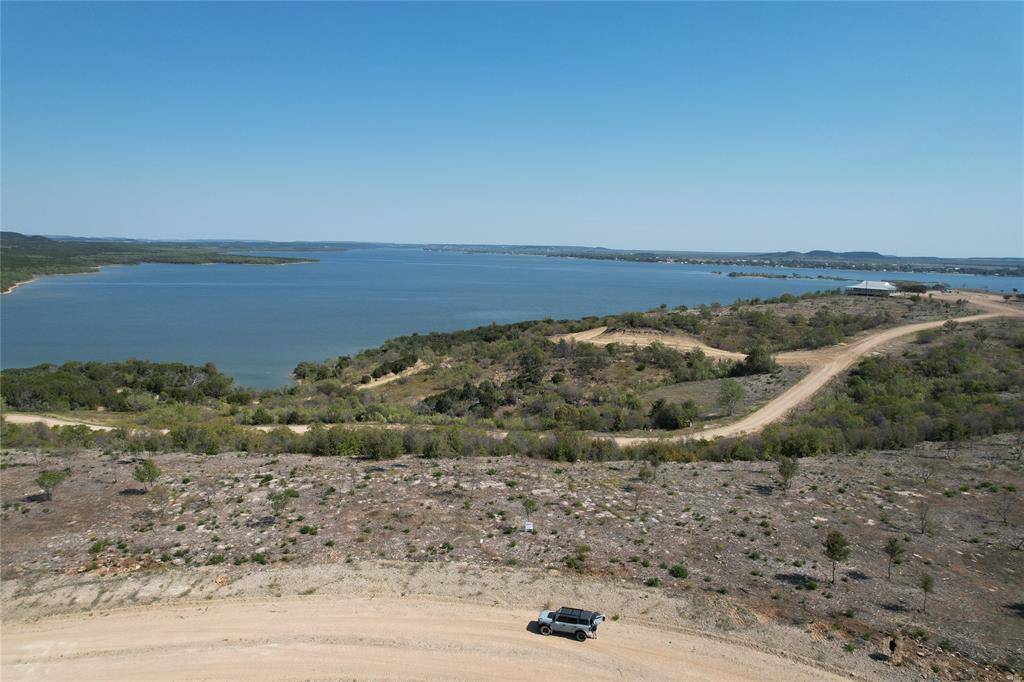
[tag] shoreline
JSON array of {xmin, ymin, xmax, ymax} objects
[
  {"xmin": 0, "ymin": 259, "xmax": 315, "ymax": 295},
  {"xmin": 1, "ymin": 276, "xmax": 40, "ymax": 295},
  {"xmin": 1, "ymin": 268, "xmax": 109, "ymax": 295}
]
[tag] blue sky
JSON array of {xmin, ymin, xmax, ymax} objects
[{"xmin": 2, "ymin": 2, "xmax": 1021, "ymax": 256}]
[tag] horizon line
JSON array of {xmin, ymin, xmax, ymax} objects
[{"xmin": 8, "ymin": 231, "xmax": 1022, "ymax": 263}]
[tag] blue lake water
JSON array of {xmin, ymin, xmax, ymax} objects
[{"xmin": 3, "ymin": 248, "xmax": 1021, "ymax": 388}]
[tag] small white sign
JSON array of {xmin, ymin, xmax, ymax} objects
[{"xmin": 524, "ymin": 521, "xmax": 534, "ymax": 532}]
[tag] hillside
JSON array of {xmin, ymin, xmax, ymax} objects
[
  {"xmin": 4, "ymin": 289, "xmax": 1022, "ymax": 465},
  {"xmin": 1, "ymin": 438, "xmax": 1020, "ymax": 678}
]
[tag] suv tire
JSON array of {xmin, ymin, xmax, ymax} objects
[
  {"xmin": 540, "ymin": 624, "xmax": 552, "ymax": 636},
  {"xmin": 575, "ymin": 630, "xmax": 588, "ymax": 642}
]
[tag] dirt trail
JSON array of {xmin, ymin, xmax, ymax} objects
[
  {"xmin": 0, "ymin": 596, "xmax": 847, "ymax": 681},
  {"xmin": 357, "ymin": 359, "xmax": 430, "ymax": 390},
  {"xmin": 4, "ymin": 291, "xmax": 1020, "ymax": 447},
  {"xmin": 1, "ymin": 413, "xmax": 116, "ymax": 431},
  {"xmin": 554, "ymin": 326, "xmax": 749, "ymax": 362}
]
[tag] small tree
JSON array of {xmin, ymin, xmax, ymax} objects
[
  {"xmin": 732, "ymin": 344, "xmax": 779, "ymax": 376},
  {"xmin": 918, "ymin": 461, "xmax": 936, "ymax": 486},
  {"xmin": 777, "ymin": 457, "xmax": 798, "ymax": 492},
  {"xmin": 250, "ymin": 407, "xmax": 274, "ymax": 425},
  {"xmin": 35, "ymin": 469, "xmax": 68, "ymax": 501},
  {"xmin": 268, "ymin": 488, "xmax": 298, "ymax": 518},
  {"xmin": 919, "ymin": 573, "xmax": 934, "ymax": 612},
  {"xmin": 823, "ymin": 530, "xmax": 850, "ymax": 584},
  {"xmin": 917, "ymin": 501, "xmax": 932, "ymax": 535},
  {"xmin": 999, "ymin": 485, "xmax": 1016, "ymax": 525},
  {"xmin": 132, "ymin": 459, "xmax": 161, "ymax": 491},
  {"xmin": 648, "ymin": 399, "xmax": 698, "ymax": 430},
  {"xmin": 883, "ymin": 536, "xmax": 904, "ymax": 580},
  {"xmin": 717, "ymin": 379, "xmax": 744, "ymax": 415}
]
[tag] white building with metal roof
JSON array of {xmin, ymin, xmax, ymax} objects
[{"xmin": 845, "ymin": 280, "xmax": 897, "ymax": 296}]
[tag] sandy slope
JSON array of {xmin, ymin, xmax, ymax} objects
[
  {"xmin": 1, "ymin": 596, "xmax": 848, "ymax": 681},
  {"xmin": 554, "ymin": 326, "xmax": 750, "ymax": 363},
  {"xmin": 358, "ymin": 359, "xmax": 430, "ymax": 390}
]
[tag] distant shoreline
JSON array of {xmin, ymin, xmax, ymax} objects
[
  {"xmin": 1, "ymin": 276, "xmax": 40, "ymax": 295},
  {"xmin": 0, "ymin": 260, "xmax": 314, "ymax": 295},
  {"xmin": 424, "ymin": 245, "xmax": 1024, "ymax": 278},
  {"xmin": 1, "ymin": 231, "xmax": 320, "ymax": 295},
  {"xmin": 716, "ymin": 271, "xmax": 849, "ymax": 282}
]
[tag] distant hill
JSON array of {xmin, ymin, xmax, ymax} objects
[{"xmin": 762, "ymin": 250, "xmax": 892, "ymax": 260}]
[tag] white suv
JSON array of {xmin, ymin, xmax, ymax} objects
[{"xmin": 537, "ymin": 607, "xmax": 605, "ymax": 641}]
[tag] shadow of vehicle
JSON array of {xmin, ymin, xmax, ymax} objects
[
  {"xmin": 119, "ymin": 488, "xmax": 147, "ymax": 496},
  {"xmin": 774, "ymin": 572, "xmax": 819, "ymax": 589}
]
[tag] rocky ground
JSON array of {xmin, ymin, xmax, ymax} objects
[{"xmin": 2, "ymin": 435, "xmax": 1022, "ymax": 678}]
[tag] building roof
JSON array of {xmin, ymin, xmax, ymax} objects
[{"xmin": 846, "ymin": 280, "xmax": 897, "ymax": 291}]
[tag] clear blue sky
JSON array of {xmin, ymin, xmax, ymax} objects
[{"xmin": 2, "ymin": 2, "xmax": 1021, "ymax": 256}]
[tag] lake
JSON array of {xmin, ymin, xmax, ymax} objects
[{"xmin": 2, "ymin": 248, "xmax": 1021, "ymax": 388}]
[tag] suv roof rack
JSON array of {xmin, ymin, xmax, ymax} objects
[{"xmin": 557, "ymin": 607, "xmax": 599, "ymax": 621}]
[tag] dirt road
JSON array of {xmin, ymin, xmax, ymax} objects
[
  {"xmin": 0, "ymin": 596, "xmax": 848, "ymax": 681},
  {"xmin": 614, "ymin": 309, "xmax": 1005, "ymax": 446},
  {"xmin": 589, "ymin": 291, "xmax": 1023, "ymax": 446}
]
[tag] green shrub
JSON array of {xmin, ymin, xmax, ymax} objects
[{"xmin": 669, "ymin": 564, "xmax": 689, "ymax": 579}]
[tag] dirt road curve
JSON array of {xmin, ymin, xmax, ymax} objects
[
  {"xmin": 0, "ymin": 597, "xmax": 846, "ymax": 681},
  {"xmin": 607, "ymin": 291, "xmax": 1022, "ymax": 446}
]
